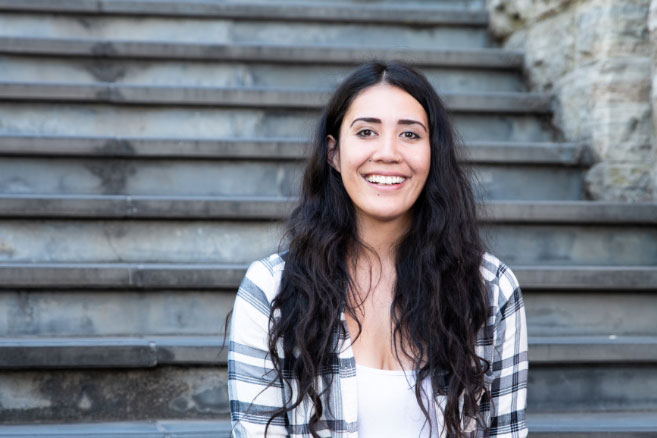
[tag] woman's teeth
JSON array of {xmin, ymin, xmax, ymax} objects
[{"xmin": 365, "ymin": 175, "xmax": 406, "ymax": 185}]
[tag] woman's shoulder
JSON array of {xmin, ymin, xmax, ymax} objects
[
  {"xmin": 479, "ymin": 251, "xmax": 522, "ymax": 307},
  {"xmin": 248, "ymin": 251, "xmax": 287, "ymax": 275},
  {"xmin": 240, "ymin": 251, "xmax": 287, "ymax": 304}
]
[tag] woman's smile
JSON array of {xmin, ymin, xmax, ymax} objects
[{"xmin": 363, "ymin": 173, "xmax": 408, "ymax": 189}]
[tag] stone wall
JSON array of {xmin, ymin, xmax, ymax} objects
[{"xmin": 487, "ymin": 0, "xmax": 657, "ymax": 201}]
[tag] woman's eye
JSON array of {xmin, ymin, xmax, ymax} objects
[
  {"xmin": 402, "ymin": 131, "xmax": 420, "ymax": 139},
  {"xmin": 357, "ymin": 129, "xmax": 375, "ymax": 137}
]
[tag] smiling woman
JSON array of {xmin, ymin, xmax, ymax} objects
[
  {"xmin": 228, "ymin": 62, "xmax": 528, "ymax": 438},
  {"xmin": 327, "ymin": 83, "xmax": 431, "ymax": 227}
]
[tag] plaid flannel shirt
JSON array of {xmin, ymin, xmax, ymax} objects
[{"xmin": 228, "ymin": 252, "xmax": 528, "ymax": 438}]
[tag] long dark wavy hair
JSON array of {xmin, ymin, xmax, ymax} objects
[{"xmin": 266, "ymin": 61, "xmax": 490, "ymax": 437}]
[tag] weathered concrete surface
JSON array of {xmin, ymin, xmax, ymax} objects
[
  {"xmin": 525, "ymin": 291, "xmax": 657, "ymax": 337},
  {"xmin": 0, "ymin": 56, "xmax": 526, "ymax": 92},
  {"xmin": 1, "ymin": 335, "xmax": 655, "ymax": 368},
  {"xmin": 1, "ymin": 263, "xmax": 656, "ymax": 291},
  {"xmin": 0, "ymin": 419, "xmax": 232, "ymax": 437},
  {"xmin": 0, "ymin": 366, "xmax": 229, "ymax": 423},
  {"xmin": 2, "ymin": 414, "xmax": 657, "ymax": 437},
  {"xmin": 0, "ymin": 262, "xmax": 251, "ymax": 289},
  {"xmin": 487, "ymin": 0, "xmax": 657, "ymax": 201},
  {"xmin": 0, "ymin": 220, "xmax": 283, "ymax": 263},
  {"xmin": 1, "ymin": 364, "xmax": 656, "ymax": 422},
  {"xmin": 0, "ymin": 13, "xmax": 493, "ymax": 48},
  {"xmin": 0, "ymin": 336, "xmax": 230, "ymax": 368},
  {"xmin": 0, "ymin": 83, "xmax": 551, "ymax": 113},
  {"xmin": 0, "ymin": 37, "xmax": 524, "ymax": 68},
  {"xmin": 481, "ymin": 223, "xmax": 657, "ymax": 266},
  {"xmin": 0, "ymin": 220, "xmax": 656, "ymax": 265},
  {"xmin": 511, "ymin": 265, "xmax": 657, "ymax": 290},
  {"xmin": 0, "ymin": 0, "xmax": 489, "ymax": 25},
  {"xmin": 0, "ymin": 157, "xmax": 584, "ymax": 200},
  {"xmin": 528, "ymin": 411, "xmax": 657, "ymax": 435},
  {"xmin": 528, "ymin": 364, "xmax": 657, "ymax": 412},
  {"xmin": 0, "ymin": 103, "xmax": 558, "ymax": 142},
  {"xmin": 0, "ymin": 290, "xmax": 235, "ymax": 336},
  {"xmin": 0, "ymin": 136, "xmax": 584, "ymax": 163},
  {"xmin": 2, "ymin": 288, "xmax": 655, "ymax": 338},
  {"xmin": 529, "ymin": 336, "xmax": 657, "ymax": 364},
  {"xmin": 0, "ymin": 157, "xmax": 304, "ymax": 197}
]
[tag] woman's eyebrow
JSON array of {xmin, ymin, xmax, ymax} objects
[
  {"xmin": 350, "ymin": 117, "xmax": 381, "ymax": 127},
  {"xmin": 398, "ymin": 119, "xmax": 428, "ymax": 133},
  {"xmin": 349, "ymin": 117, "xmax": 427, "ymax": 133}
]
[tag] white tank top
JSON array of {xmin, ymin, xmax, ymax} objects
[{"xmin": 356, "ymin": 364, "xmax": 445, "ymax": 438}]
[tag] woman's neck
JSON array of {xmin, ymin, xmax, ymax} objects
[{"xmin": 355, "ymin": 212, "xmax": 411, "ymax": 262}]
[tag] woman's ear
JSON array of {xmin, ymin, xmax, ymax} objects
[{"xmin": 327, "ymin": 135, "xmax": 340, "ymax": 172}]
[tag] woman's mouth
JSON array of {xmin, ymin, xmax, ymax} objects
[{"xmin": 364, "ymin": 174, "xmax": 407, "ymax": 186}]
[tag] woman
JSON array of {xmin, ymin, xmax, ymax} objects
[{"xmin": 228, "ymin": 61, "xmax": 528, "ymax": 438}]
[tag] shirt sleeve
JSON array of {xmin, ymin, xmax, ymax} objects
[
  {"xmin": 488, "ymin": 264, "xmax": 529, "ymax": 438},
  {"xmin": 228, "ymin": 260, "xmax": 289, "ymax": 437}
]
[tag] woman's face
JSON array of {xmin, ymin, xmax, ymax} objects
[{"xmin": 328, "ymin": 83, "xmax": 431, "ymax": 225}]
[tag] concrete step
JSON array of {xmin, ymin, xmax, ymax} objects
[
  {"xmin": 0, "ymin": 263, "xmax": 655, "ymax": 290},
  {"xmin": 0, "ymin": 194, "xmax": 297, "ymax": 219},
  {"xmin": 0, "ymin": 366, "xmax": 230, "ymax": 423},
  {"xmin": 529, "ymin": 412, "xmax": 657, "ymax": 438},
  {"xmin": 0, "ymin": 82, "xmax": 551, "ymax": 112},
  {"xmin": 0, "ymin": 11, "xmax": 493, "ymax": 49},
  {"xmin": 0, "ymin": 55, "xmax": 526, "ymax": 92},
  {"xmin": 214, "ymin": 0, "xmax": 484, "ymax": 4},
  {"xmin": 529, "ymin": 336, "xmax": 657, "ymax": 364},
  {"xmin": 0, "ymin": 37, "xmax": 524, "ymax": 68},
  {"xmin": 2, "ymin": 286, "xmax": 656, "ymax": 339},
  {"xmin": 0, "ymin": 196, "xmax": 654, "ymax": 223},
  {"xmin": 1, "ymin": 414, "xmax": 656, "ymax": 438},
  {"xmin": 526, "ymin": 290, "xmax": 657, "ymax": 337},
  {"xmin": 483, "ymin": 223, "xmax": 657, "ymax": 266},
  {"xmin": 0, "ymin": 289, "xmax": 235, "ymax": 338},
  {"xmin": 0, "ymin": 156, "xmax": 585, "ymax": 200},
  {"xmin": 0, "ymin": 336, "xmax": 227, "ymax": 369},
  {"xmin": 0, "ymin": 420, "xmax": 233, "ymax": 437},
  {"xmin": 529, "ymin": 364, "xmax": 657, "ymax": 413},
  {"xmin": 0, "ymin": 0, "xmax": 488, "ymax": 25},
  {"xmin": 1, "ymin": 335, "xmax": 655, "ymax": 369},
  {"xmin": 0, "ymin": 262, "xmax": 249, "ymax": 289},
  {"xmin": 0, "ymin": 103, "xmax": 558, "ymax": 143},
  {"xmin": 0, "ymin": 137, "xmax": 587, "ymax": 199},
  {"xmin": 0, "ymin": 199, "xmax": 655, "ymax": 265},
  {"xmin": 0, "ymin": 136, "xmax": 585, "ymax": 164},
  {"xmin": 0, "ymin": 362, "xmax": 655, "ymax": 422},
  {"xmin": 267, "ymin": 0, "xmax": 483, "ymax": 4},
  {"xmin": 473, "ymin": 165, "xmax": 584, "ymax": 200},
  {"xmin": 171, "ymin": 0, "xmax": 484, "ymax": 4}
]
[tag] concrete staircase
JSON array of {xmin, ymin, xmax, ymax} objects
[{"xmin": 0, "ymin": 0, "xmax": 656, "ymax": 436}]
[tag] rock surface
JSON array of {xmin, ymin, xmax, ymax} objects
[{"xmin": 488, "ymin": 0, "xmax": 657, "ymax": 201}]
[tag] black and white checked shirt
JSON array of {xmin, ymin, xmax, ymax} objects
[{"xmin": 228, "ymin": 252, "xmax": 528, "ymax": 437}]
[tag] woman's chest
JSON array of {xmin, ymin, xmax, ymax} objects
[{"xmin": 344, "ymin": 285, "xmax": 414, "ymax": 370}]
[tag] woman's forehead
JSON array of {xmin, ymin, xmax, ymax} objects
[{"xmin": 343, "ymin": 83, "xmax": 427, "ymax": 126}]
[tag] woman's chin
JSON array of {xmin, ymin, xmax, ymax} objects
[{"xmin": 357, "ymin": 207, "xmax": 412, "ymax": 224}]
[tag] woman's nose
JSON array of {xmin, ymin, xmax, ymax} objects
[{"xmin": 371, "ymin": 134, "xmax": 402, "ymax": 163}]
